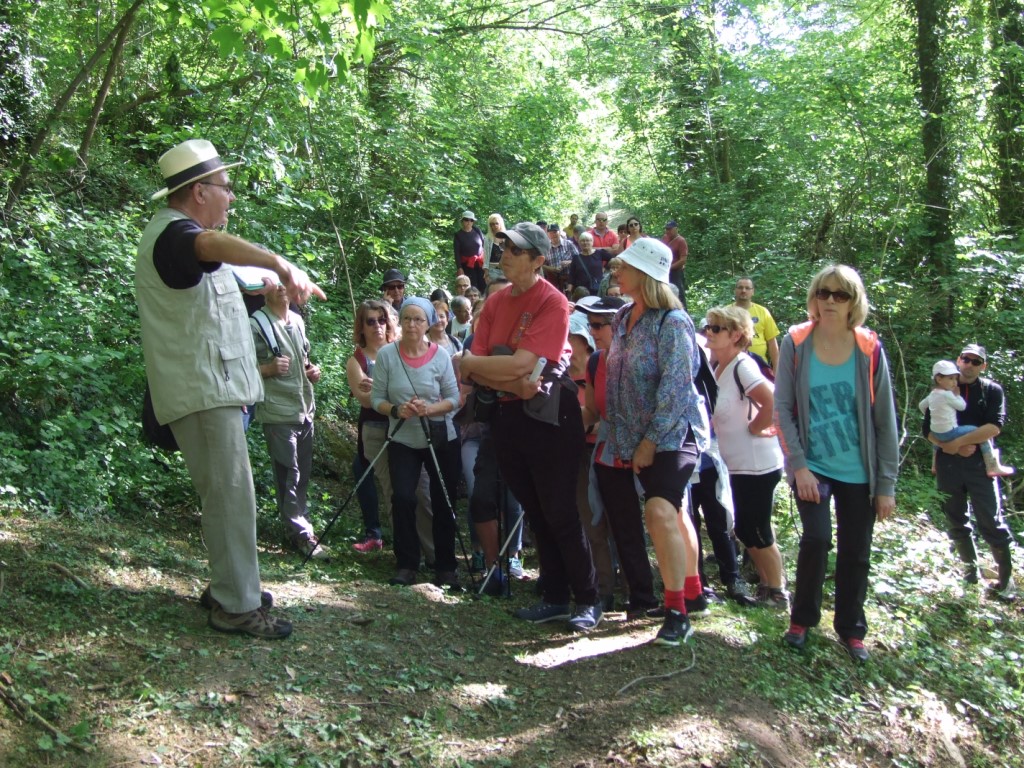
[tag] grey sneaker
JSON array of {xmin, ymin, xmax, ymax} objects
[
  {"xmin": 756, "ymin": 585, "xmax": 791, "ymax": 611},
  {"xmin": 296, "ymin": 536, "xmax": 330, "ymax": 560},
  {"xmin": 653, "ymin": 609, "xmax": 693, "ymax": 647},
  {"xmin": 199, "ymin": 586, "xmax": 273, "ymax": 611},
  {"xmin": 514, "ymin": 601, "xmax": 571, "ymax": 623},
  {"xmin": 208, "ymin": 605, "xmax": 292, "ymax": 639},
  {"xmin": 724, "ymin": 579, "xmax": 758, "ymax": 608},
  {"xmin": 508, "ymin": 556, "xmax": 525, "ymax": 580},
  {"xmin": 568, "ymin": 603, "xmax": 604, "ymax": 632}
]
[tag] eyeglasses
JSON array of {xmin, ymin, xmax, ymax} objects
[
  {"xmin": 401, "ymin": 316, "xmax": 428, "ymax": 324},
  {"xmin": 960, "ymin": 355, "xmax": 985, "ymax": 366},
  {"xmin": 500, "ymin": 242, "xmax": 526, "ymax": 256},
  {"xmin": 814, "ymin": 288, "xmax": 852, "ymax": 303},
  {"xmin": 365, "ymin": 317, "xmax": 385, "ymax": 327},
  {"xmin": 596, "ymin": 217, "xmax": 607, "ymax": 222},
  {"xmin": 703, "ymin": 324, "xmax": 726, "ymax": 334},
  {"xmin": 628, "ymin": 222, "xmax": 640, "ymax": 228},
  {"xmin": 384, "ymin": 283, "xmax": 404, "ymax": 291},
  {"xmin": 199, "ymin": 181, "xmax": 233, "ymax": 191},
  {"xmin": 589, "ymin": 321, "xmax": 611, "ymax": 331}
]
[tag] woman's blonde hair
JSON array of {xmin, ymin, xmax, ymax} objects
[
  {"xmin": 487, "ymin": 213, "xmax": 505, "ymax": 231},
  {"xmin": 806, "ymin": 264, "xmax": 869, "ymax": 328},
  {"xmin": 706, "ymin": 305, "xmax": 754, "ymax": 350},
  {"xmin": 353, "ymin": 299, "xmax": 396, "ymax": 347}
]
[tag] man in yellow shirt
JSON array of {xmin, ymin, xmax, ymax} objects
[{"xmin": 732, "ymin": 277, "xmax": 780, "ymax": 370}]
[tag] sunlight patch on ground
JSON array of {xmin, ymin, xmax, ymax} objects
[{"xmin": 515, "ymin": 630, "xmax": 652, "ymax": 669}]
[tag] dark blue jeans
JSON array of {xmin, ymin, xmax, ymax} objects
[
  {"xmin": 387, "ymin": 438, "xmax": 459, "ymax": 572},
  {"xmin": 352, "ymin": 451, "xmax": 381, "ymax": 540},
  {"xmin": 689, "ymin": 465, "xmax": 740, "ymax": 587},
  {"xmin": 791, "ymin": 476, "xmax": 874, "ymax": 641}
]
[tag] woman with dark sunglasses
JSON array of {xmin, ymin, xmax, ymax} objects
[
  {"xmin": 774, "ymin": 264, "xmax": 898, "ymax": 663},
  {"xmin": 346, "ymin": 300, "xmax": 398, "ymax": 553}
]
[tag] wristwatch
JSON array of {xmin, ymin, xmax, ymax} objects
[{"xmin": 390, "ymin": 405, "xmax": 400, "ymax": 418}]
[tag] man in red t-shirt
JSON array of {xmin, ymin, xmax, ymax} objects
[
  {"xmin": 661, "ymin": 220, "xmax": 689, "ymax": 309},
  {"xmin": 588, "ymin": 212, "xmax": 618, "ymax": 250}
]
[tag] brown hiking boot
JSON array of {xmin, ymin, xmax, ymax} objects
[
  {"xmin": 208, "ymin": 605, "xmax": 292, "ymax": 639},
  {"xmin": 199, "ymin": 586, "xmax": 273, "ymax": 610}
]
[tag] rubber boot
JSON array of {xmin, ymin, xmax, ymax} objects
[
  {"xmin": 989, "ymin": 545, "xmax": 1017, "ymax": 600},
  {"xmin": 952, "ymin": 538, "xmax": 980, "ymax": 584},
  {"xmin": 983, "ymin": 449, "xmax": 1015, "ymax": 478}
]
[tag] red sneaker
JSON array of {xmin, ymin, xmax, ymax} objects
[
  {"xmin": 352, "ymin": 537, "xmax": 383, "ymax": 553},
  {"xmin": 783, "ymin": 623, "xmax": 807, "ymax": 650}
]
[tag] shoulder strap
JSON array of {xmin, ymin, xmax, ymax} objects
[{"xmin": 252, "ymin": 309, "xmax": 281, "ymax": 357}]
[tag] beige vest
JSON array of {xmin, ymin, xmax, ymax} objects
[{"xmin": 135, "ymin": 207, "xmax": 263, "ymax": 424}]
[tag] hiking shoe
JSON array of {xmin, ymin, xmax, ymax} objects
[
  {"xmin": 296, "ymin": 536, "xmax": 330, "ymax": 560},
  {"xmin": 389, "ymin": 568, "xmax": 417, "ymax": 586},
  {"xmin": 208, "ymin": 605, "xmax": 292, "ymax": 640},
  {"xmin": 625, "ymin": 601, "xmax": 662, "ymax": 621},
  {"xmin": 199, "ymin": 587, "xmax": 273, "ymax": 611},
  {"xmin": 509, "ymin": 556, "xmax": 525, "ymax": 580},
  {"xmin": 685, "ymin": 592, "xmax": 710, "ymax": 618},
  {"xmin": 514, "ymin": 601, "xmax": 571, "ymax": 623},
  {"xmin": 433, "ymin": 570, "xmax": 463, "ymax": 591},
  {"xmin": 471, "ymin": 551, "xmax": 486, "ymax": 574},
  {"xmin": 724, "ymin": 579, "xmax": 759, "ymax": 608},
  {"xmin": 480, "ymin": 569, "xmax": 507, "ymax": 597},
  {"xmin": 988, "ymin": 577, "xmax": 1018, "ymax": 602},
  {"xmin": 653, "ymin": 609, "xmax": 693, "ymax": 647},
  {"xmin": 844, "ymin": 637, "xmax": 869, "ymax": 662},
  {"xmin": 783, "ymin": 623, "xmax": 807, "ymax": 650},
  {"xmin": 568, "ymin": 603, "xmax": 603, "ymax": 632},
  {"xmin": 756, "ymin": 585, "xmax": 791, "ymax": 611},
  {"xmin": 352, "ymin": 536, "xmax": 383, "ymax": 554}
]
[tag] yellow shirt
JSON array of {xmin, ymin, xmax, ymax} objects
[{"xmin": 734, "ymin": 302, "xmax": 779, "ymax": 362}]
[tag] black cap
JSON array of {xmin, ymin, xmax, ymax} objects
[{"xmin": 380, "ymin": 268, "xmax": 406, "ymax": 288}]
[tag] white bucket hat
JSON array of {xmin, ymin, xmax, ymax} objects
[
  {"xmin": 617, "ymin": 238, "xmax": 673, "ymax": 284},
  {"xmin": 151, "ymin": 139, "xmax": 244, "ymax": 200}
]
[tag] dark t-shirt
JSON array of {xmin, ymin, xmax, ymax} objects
[
  {"xmin": 454, "ymin": 227, "xmax": 485, "ymax": 268},
  {"xmin": 153, "ymin": 218, "xmax": 220, "ymax": 289}
]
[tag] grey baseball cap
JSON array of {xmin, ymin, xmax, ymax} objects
[{"xmin": 497, "ymin": 222, "xmax": 551, "ymax": 257}]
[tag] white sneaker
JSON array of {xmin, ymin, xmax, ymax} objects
[
  {"xmin": 509, "ymin": 556, "xmax": 525, "ymax": 580},
  {"xmin": 297, "ymin": 537, "xmax": 330, "ymax": 560}
]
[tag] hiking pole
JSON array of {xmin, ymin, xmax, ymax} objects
[
  {"xmin": 304, "ymin": 417, "xmax": 406, "ymax": 566},
  {"xmin": 479, "ymin": 506, "xmax": 526, "ymax": 598},
  {"xmin": 417, "ymin": 415, "xmax": 478, "ymax": 588}
]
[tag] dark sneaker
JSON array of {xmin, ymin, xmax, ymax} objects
[
  {"xmin": 514, "ymin": 602, "xmax": 571, "ymax": 623},
  {"xmin": 389, "ymin": 569, "xmax": 417, "ymax": 586},
  {"xmin": 685, "ymin": 593, "xmax": 710, "ymax": 618},
  {"xmin": 987, "ymin": 577, "xmax": 1018, "ymax": 602},
  {"xmin": 600, "ymin": 594, "xmax": 615, "ymax": 612},
  {"xmin": 844, "ymin": 637, "xmax": 869, "ymax": 662},
  {"xmin": 208, "ymin": 605, "xmax": 292, "ymax": 639},
  {"xmin": 352, "ymin": 536, "xmax": 383, "ymax": 554},
  {"xmin": 783, "ymin": 623, "xmax": 807, "ymax": 650},
  {"xmin": 724, "ymin": 579, "xmax": 758, "ymax": 608},
  {"xmin": 625, "ymin": 601, "xmax": 661, "ymax": 621},
  {"xmin": 568, "ymin": 603, "xmax": 603, "ymax": 632},
  {"xmin": 199, "ymin": 586, "xmax": 273, "ymax": 611},
  {"xmin": 653, "ymin": 609, "xmax": 693, "ymax": 647},
  {"xmin": 433, "ymin": 570, "xmax": 463, "ymax": 591},
  {"xmin": 480, "ymin": 569, "xmax": 507, "ymax": 597}
]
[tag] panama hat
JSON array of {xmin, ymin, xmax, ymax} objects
[{"xmin": 151, "ymin": 139, "xmax": 244, "ymax": 200}]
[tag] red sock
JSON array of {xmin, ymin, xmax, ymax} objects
[
  {"xmin": 664, "ymin": 588, "xmax": 686, "ymax": 614},
  {"xmin": 684, "ymin": 575, "xmax": 703, "ymax": 601}
]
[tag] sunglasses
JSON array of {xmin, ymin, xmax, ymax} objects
[
  {"xmin": 596, "ymin": 217, "xmax": 607, "ymax": 222},
  {"xmin": 703, "ymin": 324, "xmax": 726, "ymax": 334},
  {"xmin": 960, "ymin": 355, "xmax": 985, "ymax": 366},
  {"xmin": 365, "ymin": 317, "xmax": 386, "ymax": 327},
  {"xmin": 501, "ymin": 242, "xmax": 526, "ymax": 256},
  {"xmin": 589, "ymin": 321, "xmax": 611, "ymax": 331},
  {"xmin": 628, "ymin": 222, "xmax": 640, "ymax": 227},
  {"xmin": 815, "ymin": 288, "xmax": 852, "ymax": 303},
  {"xmin": 384, "ymin": 283, "xmax": 404, "ymax": 291}
]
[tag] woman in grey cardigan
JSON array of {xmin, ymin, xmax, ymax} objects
[
  {"xmin": 372, "ymin": 297, "xmax": 461, "ymax": 588},
  {"xmin": 774, "ymin": 264, "xmax": 898, "ymax": 663}
]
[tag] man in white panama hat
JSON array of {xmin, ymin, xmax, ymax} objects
[{"xmin": 135, "ymin": 139, "xmax": 325, "ymax": 639}]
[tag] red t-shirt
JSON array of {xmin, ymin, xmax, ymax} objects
[
  {"xmin": 588, "ymin": 228, "xmax": 619, "ymax": 249},
  {"xmin": 472, "ymin": 278, "xmax": 571, "ymax": 365},
  {"xmin": 661, "ymin": 233, "xmax": 688, "ymax": 268}
]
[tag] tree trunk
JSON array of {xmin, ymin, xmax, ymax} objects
[
  {"xmin": 914, "ymin": 0, "xmax": 956, "ymax": 334},
  {"xmin": 4, "ymin": 0, "xmax": 146, "ymax": 214},
  {"xmin": 990, "ymin": 0, "xmax": 1024, "ymax": 233},
  {"xmin": 79, "ymin": 0, "xmax": 139, "ymax": 166}
]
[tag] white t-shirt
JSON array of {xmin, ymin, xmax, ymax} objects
[
  {"xmin": 919, "ymin": 388, "xmax": 965, "ymax": 433},
  {"xmin": 712, "ymin": 353, "xmax": 783, "ymax": 475}
]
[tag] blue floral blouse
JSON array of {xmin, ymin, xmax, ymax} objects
[{"xmin": 605, "ymin": 306, "xmax": 709, "ymax": 460}]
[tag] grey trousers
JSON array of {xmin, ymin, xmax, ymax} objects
[
  {"xmin": 170, "ymin": 406, "xmax": 263, "ymax": 613},
  {"xmin": 937, "ymin": 451, "xmax": 1015, "ymax": 549},
  {"xmin": 262, "ymin": 419, "xmax": 315, "ymax": 542}
]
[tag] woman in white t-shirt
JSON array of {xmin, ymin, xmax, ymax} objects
[{"xmin": 704, "ymin": 305, "xmax": 788, "ymax": 610}]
